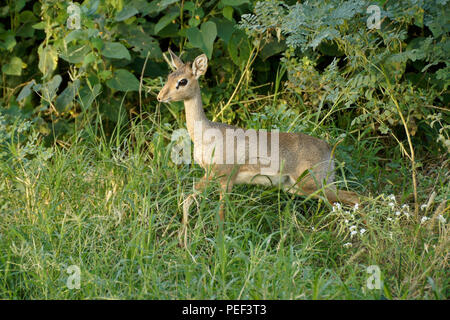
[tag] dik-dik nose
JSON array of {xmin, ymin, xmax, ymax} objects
[{"xmin": 157, "ymin": 88, "xmax": 167, "ymax": 102}]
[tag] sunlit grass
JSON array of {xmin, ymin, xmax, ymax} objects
[{"xmin": 0, "ymin": 107, "xmax": 447, "ymax": 299}]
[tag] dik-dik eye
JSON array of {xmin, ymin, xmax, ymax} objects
[{"xmin": 176, "ymin": 78, "xmax": 188, "ymax": 89}]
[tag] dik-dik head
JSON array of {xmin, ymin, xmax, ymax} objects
[{"xmin": 157, "ymin": 49, "xmax": 208, "ymax": 103}]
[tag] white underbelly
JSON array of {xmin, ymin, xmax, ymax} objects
[{"xmin": 234, "ymin": 172, "xmax": 291, "ymax": 187}]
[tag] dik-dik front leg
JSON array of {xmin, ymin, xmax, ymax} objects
[
  {"xmin": 179, "ymin": 174, "xmax": 211, "ymax": 247},
  {"xmin": 218, "ymin": 178, "xmax": 233, "ymax": 222},
  {"xmin": 195, "ymin": 175, "xmax": 233, "ymax": 222}
]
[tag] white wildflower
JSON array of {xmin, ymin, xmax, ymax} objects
[
  {"xmin": 395, "ymin": 211, "xmax": 401, "ymax": 216},
  {"xmin": 344, "ymin": 219, "xmax": 349, "ymax": 224},
  {"xmin": 343, "ymin": 242, "xmax": 352, "ymax": 248},
  {"xmin": 388, "ymin": 194, "xmax": 396, "ymax": 202},
  {"xmin": 353, "ymin": 203, "xmax": 359, "ymax": 211},
  {"xmin": 350, "ymin": 230, "xmax": 358, "ymax": 237},
  {"xmin": 388, "ymin": 202, "xmax": 395, "ymax": 209},
  {"xmin": 349, "ymin": 225, "xmax": 357, "ymax": 231},
  {"xmin": 401, "ymin": 204, "xmax": 409, "ymax": 210},
  {"xmin": 360, "ymin": 228, "xmax": 366, "ymax": 235},
  {"xmin": 421, "ymin": 216, "xmax": 429, "ymax": 224},
  {"xmin": 387, "ymin": 217, "xmax": 393, "ymax": 222},
  {"xmin": 403, "ymin": 211, "xmax": 410, "ymax": 218},
  {"xmin": 420, "ymin": 204, "xmax": 427, "ymax": 211},
  {"xmin": 438, "ymin": 215, "xmax": 446, "ymax": 224}
]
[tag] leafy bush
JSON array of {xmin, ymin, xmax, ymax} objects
[
  {"xmin": 1, "ymin": 0, "xmax": 258, "ymax": 139},
  {"xmin": 239, "ymin": 0, "xmax": 449, "ymax": 154}
]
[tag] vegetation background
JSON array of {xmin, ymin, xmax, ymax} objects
[{"xmin": 0, "ymin": 0, "xmax": 448, "ymax": 299}]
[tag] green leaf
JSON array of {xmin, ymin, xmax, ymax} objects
[
  {"xmin": 17, "ymin": 80, "xmax": 36, "ymax": 102},
  {"xmin": 41, "ymin": 75, "xmax": 62, "ymax": 102},
  {"xmin": 82, "ymin": 52, "xmax": 97, "ymax": 68},
  {"xmin": 38, "ymin": 44, "xmax": 58, "ymax": 78},
  {"xmin": 101, "ymin": 42, "xmax": 131, "ymax": 60},
  {"xmin": 0, "ymin": 31, "xmax": 16, "ymax": 50},
  {"xmin": 155, "ymin": 10, "xmax": 180, "ymax": 34},
  {"xmin": 228, "ymin": 30, "xmax": 250, "ymax": 69},
  {"xmin": 32, "ymin": 22, "xmax": 46, "ymax": 29},
  {"xmin": 260, "ymin": 40, "xmax": 286, "ymax": 61},
  {"xmin": 79, "ymin": 83, "xmax": 102, "ymax": 111},
  {"xmin": 223, "ymin": 6, "xmax": 233, "ymax": 21},
  {"xmin": 212, "ymin": 17, "xmax": 235, "ymax": 44},
  {"xmin": 118, "ymin": 24, "xmax": 162, "ymax": 59},
  {"xmin": 98, "ymin": 70, "xmax": 113, "ymax": 82},
  {"xmin": 183, "ymin": 1, "xmax": 196, "ymax": 12},
  {"xmin": 186, "ymin": 21, "xmax": 217, "ymax": 59},
  {"xmin": 144, "ymin": 0, "xmax": 179, "ymax": 15},
  {"xmin": 65, "ymin": 30, "xmax": 88, "ymax": 43},
  {"xmin": 55, "ymin": 80, "xmax": 81, "ymax": 112},
  {"xmin": 106, "ymin": 69, "xmax": 140, "ymax": 91},
  {"xmin": 2, "ymin": 57, "xmax": 25, "ymax": 76},
  {"xmin": 220, "ymin": 0, "xmax": 249, "ymax": 6},
  {"xmin": 60, "ymin": 44, "xmax": 91, "ymax": 64},
  {"xmin": 115, "ymin": 6, "xmax": 139, "ymax": 21}
]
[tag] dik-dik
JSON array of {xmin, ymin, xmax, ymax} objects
[{"xmin": 157, "ymin": 49, "xmax": 360, "ymax": 221}]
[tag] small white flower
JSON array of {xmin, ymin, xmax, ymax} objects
[
  {"xmin": 353, "ymin": 203, "xmax": 359, "ymax": 211},
  {"xmin": 421, "ymin": 216, "xmax": 429, "ymax": 224},
  {"xmin": 401, "ymin": 204, "xmax": 409, "ymax": 210},
  {"xmin": 388, "ymin": 194, "xmax": 396, "ymax": 202},
  {"xmin": 388, "ymin": 202, "xmax": 395, "ymax": 208},
  {"xmin": 360, "ymin": 228, "xmax": 366, "ymax": 235},
  {"xmin": 438, "ymin": 215, "xmax": 446, "ymax": 224},
  {"xmin": 420, "ymin": 204, "xmax": 428, "ymax": 211},
  {"xmin": 333, "ymin": 202, "xmax": 342, "ymax": 211},
  {"xmin": 387, "ymin": 217, "xmax": 393, "ymax": 222},
  {"xmin": 395, "ymin": 211, "xmax": 401, "ymax": 216},
  {"xmin": 343, "ymin": 242, "xmax": 352, "ymax": 248},
  {"xmin": 349, "ymin": 225, "xmax": 357, "ymax": 231},
  {"xmin": 403, "ymin": 211, "xmax": 410, "ymax": 218},
  {"xmin": 344, "ymin": 219, "xmax": 349, "ymax": 224},
  {"xmin": 350, "ymin": 230, "xmax": 358, "ymax": 237},
  {"xmin": 311, "ymin": 226, "xmax": 315, "ymax": 231}
]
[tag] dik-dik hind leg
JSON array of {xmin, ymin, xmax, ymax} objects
[
  {"xmin": 316, "ymin": 187, "xmax": 360, "ymax": 206},
  {"xmin": 286, "ymin": 181, "xmax": 360, "ymax": 206}
]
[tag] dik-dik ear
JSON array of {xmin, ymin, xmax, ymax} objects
[
  {"xmin": 192, "ymin": 54, "xmax": 208, "ymax": 79},
  {"xmin": 168, "ymin": 48, "xmax": 184, "ymax": 70}
]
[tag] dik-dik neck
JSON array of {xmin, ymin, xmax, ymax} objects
[{"xmin": 184, "ymin": 86, "xmax": 209, "ymax": 140}]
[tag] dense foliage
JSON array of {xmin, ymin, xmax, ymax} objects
[
  {"xmin": 1, "ymin": 0, "xmax": 448, "ymax": 155},
  {"xmin": 239, "ymin": 0, "xmax": 449, "ymax": 152},
  {"xmin": 1, "ymin": 0, "xmax": 257, "ymax": 136},
  {"xmin": 0, "ymin": 0, "xmax": 448, "ymax": 300}
]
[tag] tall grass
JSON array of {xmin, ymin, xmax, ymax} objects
[{"xmin": 0, "ymin": 94, "xmax": 448, "ymax": 299}]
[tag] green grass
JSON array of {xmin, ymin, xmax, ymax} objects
[{"xmin": 0, "ymin": 104, "xmax": 448, "ymax": 300}]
